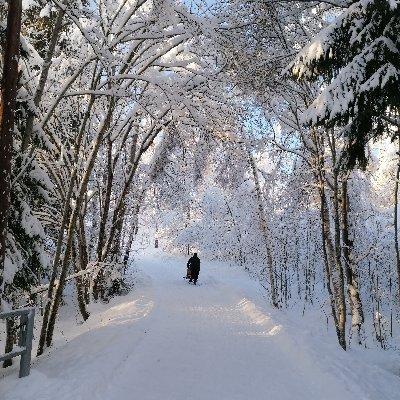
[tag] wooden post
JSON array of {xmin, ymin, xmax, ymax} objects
[
  {"xmin": 0, "ymin": 0, "xmax": 23, "ymax": 305},
  {"xmin": 0, "ymin": 309, "xmax": 35, "ymax": 377},
  {"xmin": 19, "ymin": 309, "xmax": 35, "ymax": 378}
]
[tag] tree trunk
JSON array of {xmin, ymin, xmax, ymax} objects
[
  {"xmin": 247, "ymin": 145, "xmax": 278, "ymax": 307},
  {"xmin": 0, "ymin": 0, "xmax": 22, "ymax": 307},
  {"xmin": 331, "ymin": 170, "xmax": 346, "ymax": 349},
  {"xmin": 77, "ymin": 215, "xmax": 90, "ymax": 304},
  {"xmin": 341, "ymin": 178, "xmax": 364, "ymax": 344},
  {"xmin": 109, "ymin": 201, "xmax": 126, "ymax": 262},
  {"xmin": 395, "ymin": 136, "xmax": 400, "ymax": 304},
  {"xmin": 311, "ymin": 128, "xmax": 346, "ymax": 350},
  {"xmin": 319, "ymin": 187, "xmax": 341, "ymax": 343},
  {"xmin": 96, "ymin": 134, "xmax": 114, "ymax": 261},
  {"xmin": 122, "ymin": 219, "xmax": 138, "ymax": 269},
  {"xmin": 327, "ymin": 130, "xmax": 347, "ymax": 349},
  {"xmin": 72, "ymin": 238, "xmax": 90, "ymax": 321}
]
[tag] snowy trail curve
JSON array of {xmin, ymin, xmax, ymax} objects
[{"xmin": 1, "ymin": 252, "xmax": 400, "ymax": 400}]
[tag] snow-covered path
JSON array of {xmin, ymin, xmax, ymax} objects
[{"xmin": 1, "ymin": 252, "xmax": 400, "ymax": 400}]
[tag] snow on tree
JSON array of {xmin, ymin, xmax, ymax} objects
[{"xmin": 291, "ymin": 0, "xmax": 400, "ymax": 169}]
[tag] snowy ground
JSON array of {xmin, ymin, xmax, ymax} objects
[{"xmin": 1, "ymin": 250, "xmax": 400, "ymax": 400}]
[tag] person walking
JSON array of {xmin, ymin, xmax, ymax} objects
[{"xmin": 187, "ymin": 253, "xmax": 200, "ymax": 285}]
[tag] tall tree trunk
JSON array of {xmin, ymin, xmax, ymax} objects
[
  {"xmin": 328, "ymin": 131, "xmax": 347, "ymax": 349},
  {"xmin": 341, "ymin": 178, "xmax": 364, "ymax": 344},
  {"xmin": 395, "ymin": 136, "xmax": 400, "ymax": 304},
  {"xmin": 122, "ymin": 219, "xmax": 138, "ymax": 269},
  {"xmin": 77, "ymin": 214, "xmax": 90, "ymax": 304},
  {"xmin": 71, "ymin": 238, "xmax": 90, "ymax": 321},
  {"xmin": 96, "ymin": 135, "xmax": 114, "ymax": 261},
  {"xmin": 109, "ymin": 202, "xmax": 126, "ymax": 262},
  {"xmin": 247, "ymin": 145, "xmax": 278, "ymax": 308},
  {"xmin": 331, "ymin": 173, "xmax": 346, "ymax": 349},
  {"xmin": 319, "ymin": 187, "xmax": 341, "ymax": 345},
  {"xmin": 0, "ymin": 0, "xmax": 22, "ymax": 308},
  {"xmin": 311, "ymin": 128, "xmax": 346, "ymax": 350}
]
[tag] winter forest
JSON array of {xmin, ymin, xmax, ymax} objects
[{"xmin": 1, "ymin": 0, "xmax": 400, "ymax": 398}]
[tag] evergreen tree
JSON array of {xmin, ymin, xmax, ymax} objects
[{"xmin": 291, "ymin": 0, "xmax": 400, "ymax": 169}]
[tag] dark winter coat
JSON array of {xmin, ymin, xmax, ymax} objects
[{"xmin": 187, "ymin": 255, "xmax": 200, "ymax": 278}]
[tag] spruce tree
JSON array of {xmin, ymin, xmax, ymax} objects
[{"xmin": 291, "ymin": 0, "xmax": 400, "ymax": 169}]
